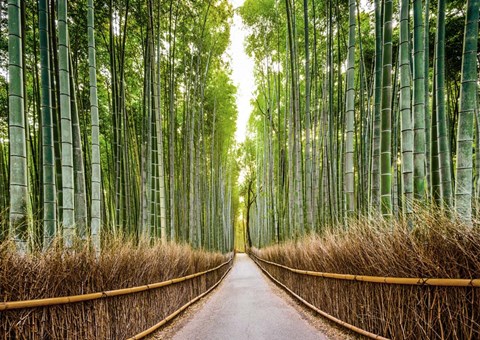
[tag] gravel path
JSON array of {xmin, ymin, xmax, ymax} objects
[{"xmin": 171, "ymin": 253, "xmax": 327, "ymax": 340}]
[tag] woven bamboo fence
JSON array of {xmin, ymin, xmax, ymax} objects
[
  {"xmin": 251, "ymin": 253, "xmax": 480, "ymax": 339},
  {"xmin": 0, "ymin": 256, "xmax": 233, "ymax": 339}
]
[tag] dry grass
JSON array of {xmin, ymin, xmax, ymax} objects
[
  {"xmin": 0, "ymin": 239, "xmax": 231, "ymax": 339},
  {"xmin": 252, "ymin": 209, "xmax": 480, "ymax": 339}
]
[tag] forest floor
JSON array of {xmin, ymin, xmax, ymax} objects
[{"xmin": 151, "ymin": 254, "xmax": 356, "ymax": 340}]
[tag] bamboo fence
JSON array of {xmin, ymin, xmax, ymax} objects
[
  {"xmin": 251, "ymin": 254, "xmax": 480, "ymax": 287},
  {"xmin": 250, "ymin": 253, "xmax": 480, "ymax": 339},
  {"xmin": 0, "ymin": 256, "xmax": 233, "ymax": 339},
  {"xmin": 128, "ymin": 264, "xmax": 232, "ymax": 339}
]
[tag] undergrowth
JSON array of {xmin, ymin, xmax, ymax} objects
[
  {"xmin": 252, "ymin": 209, "xmax": 480, "ymax": 339},
  {"xmin": 0, "ymin": 239, "xmax": 231, "ymax": 339}
]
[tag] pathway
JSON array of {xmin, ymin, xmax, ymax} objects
[{"xmin": 172, "ymin": 254, "xmax": 327, "ymax": 340}]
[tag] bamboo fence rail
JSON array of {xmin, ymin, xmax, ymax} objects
[
  {"xmin": 128, "ymin": 263, "xmax": 232, "ymax": 339},
  {"xmin": 251, "ymin": 255, "xmax": 389, "ymax": 340},
  {"xmin": 251, "ymin": 253, "xmax": 480, "ymax": 339},
  {"xmin": 251, "ymin": 253, "xmax": 480, "ymax": 287},
  {"xmin": 0, "ymin": 257, "xmax": 233, "ymax": 311}
]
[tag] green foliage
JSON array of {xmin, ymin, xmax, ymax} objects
[
  {"xmin": 240, "ymin": 0, "xmax": 480, "ymax": 247},
  {"xmin": 1, "ymin": 0, "xmax": 238, "ymax": 253}
]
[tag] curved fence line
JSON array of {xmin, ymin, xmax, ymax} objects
[
  {"xmin": 251, "ymin": 255, "xmax": 388, "ymax": 340},
  {"xmin": 128, "ymin": 263, "xmax": 232, "ymax": 339},
  {"xmin": 0, "ymin": 257, "xmax": 233, "ymax": 311},
  {"xmin": 251, "ymin": 254, "xmax": 480, "ymax": 287}
]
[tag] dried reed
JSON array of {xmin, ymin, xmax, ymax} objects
[
  {"xmin": 252, "ymin": 209, "xmax": 480, "ymax": 339},
  {"xmin": 0, "ymin": 239, "xmax": 231, "ymax": 339}
]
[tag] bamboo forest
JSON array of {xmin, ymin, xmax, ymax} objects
[{"xmin": 0, "ymin": 0, "xmax": 479, "ymax": 338}]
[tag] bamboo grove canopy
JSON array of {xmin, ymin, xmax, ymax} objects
[
  {"xmin": 0, "ymin": 0, "xmax": 239, "ymax": 253},
  {"xmin": 238, "ymin": 0, "xmax": 479, "ymax": 246}
]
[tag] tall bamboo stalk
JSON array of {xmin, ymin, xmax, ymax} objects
[
  {"xmin": 39, "ymin": 0, "xmax": 56, "ymax": 249},
  {"xmin": 413, "ymin": 0, "xmax": 427, "ymax": 200},
  {"xmin": 380, "ymin": 0, "xmax": 393, "ymax": 216},
  {"xmin": 8, "ymin": 0, "xmax": 30, "ymax": 252},
  {"xmin": 399, "ymin": 0, "xmax": 413, "ymax": 214},
  {"xmin": 303, "ymin": 0, "xmax": 313, "ymax": 229},
  {"xmin": 344, "ymin": 0, "xmax": 356, "ymax": 217},
  {"xmin": 370, "ymin": 0, "xmax": 383, "ymax": 211},
  {"xmin": 434, "ymin": 0, "xmax": 453, "ymax": 208},
  {"xmin": 58, "ymin": 0, "xmax": 75, "ymax": 246},
  {"xmin": 87, "ymin": 0, "xmax": 101, "ymax": 253},
  {"xmin": 455, "ymin": 0, "xmax": 479, "ymax": 222}
]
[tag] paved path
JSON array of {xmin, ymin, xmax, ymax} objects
[{"xmin": 172, "ymin": 254, "xmax": 327, "ymax": 340}]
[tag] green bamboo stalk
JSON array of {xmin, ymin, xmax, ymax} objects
[
  {"xmin": 380, "ymin": 0, "xmax": 393, "ymax": 216},
  {"xmin": 143, "ymin": 35, "xmax": 152, "ymax": 239},
  {"xmin": 431, "ymin": 65, "xmax": 442, "ymax": 204},
  {"xmin": 154, "ymin": 8, "xmax": 167, "ymax": 245},
  {"xmin": 168, "ymin": 0, "xmax": 176, "ymax": 241},
  {"xmin": 455, "ymin": 0, "xmax": 479, "ymax": 222},
  {"xmin": 344, "ymin": 0, "xmax": 356, "ymax": 217},
  {"xmin": 424, "ymin": 0, "xmax": 431, "ymax": 196},
  {"xmin": 391, "ymin": 50, "xmax": 400, "ymax": 217},
  {"xmin": 87, "ymin": 0, "xmax": 101, "ymax": 254},
  {"xmin": 8, "ymin": 0, "xmax": 30, "ymax": 252},
  {"xmin": 327, "ymin": 0, "xmax": 336, "ymax": 223},
  {"xmin": 370, "ymin": 0, "xmax": 382, "ymax": 211},
  {"xmin": 70, "ymin": 64, "xmax": 87, "ymax": 239},
  {"xmin": 434, "ymin": 0, "xmax": 453, "ymax": 208},
  {"xmin": 0, "ymin": 141, "xmax": 7, "ymax": 240},
  {"xmin": 399, "ymin": 0, "xmax": 413, "ymax": 214},
  {"xmin": 303, "ymin": 0, "xmax": 313, "ymax": 229},
  {"xmin": 147, "ymin": 0, "xmax": 156, "ymax": 241},
  {"xmin": 413, "ymin": 0, "xmax": 427, "ymax": 200},
  {"xmin": 58, "ymin": 0, "xmax": 75, "ymax": 246},
  {"xmin": 39, "ymin": 0, "xmax": 56, "ymax": 250}
]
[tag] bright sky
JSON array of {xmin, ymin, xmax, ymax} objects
[
  {"xmin": 226, "ymin": 0, "xmax": 370, "ymax": 146},
  {"xmin": 227, "ymin": 0, "xmax": 255, "ymax": 144}
]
